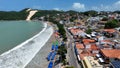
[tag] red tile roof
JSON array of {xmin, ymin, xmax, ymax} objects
[
  {"xmin": 76, "ymin": 42, "xmax": 84, "ymax": 49},
  {"xmin": 101, "ymin": 49, "xmax": 120, "ymax": 59},
  {"xmin": 80, "ymin": 50, "xmax": 92, "ymax": 60},
  {"xmin": 91, "ymin": 44, "xmax": 99, "ymax": 50},
  {"xmin": 103, "ymin": 29, "xmax": 116, "ymax": 33},
  {"xmin": 83, "ymin": 39, "xmax": 96, "ymax": 43},
  {"xmin": 70, "ymin": 28, "xmax": 83, "ymax": 35}
]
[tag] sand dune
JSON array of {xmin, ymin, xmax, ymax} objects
[{"xmin": 26, "ymin": 10, "xmax": 38, "ymax": 21}]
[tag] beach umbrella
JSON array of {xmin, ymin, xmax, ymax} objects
[
  {"xmin": 55, "ymin": 40, "xmax": 59, "ymax": 45},
  {"xmin": 47, "ymin": 52, "xmax": 53, "ymax": 61},
  {"xmin": 55, "ymin": 45, "xmax": 58, "ymax": 51},
  {"xmin": 48, "ymin": 61, "xmax": 53, "ymax": 68},
  {"xmin": 51, "ymin": 45, "xmax": 55, "ymax": 50},
  {"xmin": 51, "ymin": 52, "xmax": 56, "ymax": 60}
]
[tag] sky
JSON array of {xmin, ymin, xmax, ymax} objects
[{"xmin": 0, "ymin": 0, "xmax": 120, "ymax": 11}]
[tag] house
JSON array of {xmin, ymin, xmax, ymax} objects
[
  {"xmin": 80, "ymin": 49, "xmax": 92, "ymax": 60},
  {"xmin": 75, "ymin": 42, "xmax": 84, "ymax": 49},
  {"xmin": 100, "ymin": 49, "xmax": 120, "ymax": 63},
  {"xmin": 90, "ymin": 44, "xmax": 99, "ymax": 54},
  {"xmin": 102, "ymin": 29, "xmax": 117, "ymax": 37},
  {"xmin": 110, "ymin": 61, "xmax": 120, "ymax": 68},
  {"xmin": 82, "ymin": 56, "xmax": 103, "ymax": 68},
  {"xmin": 70, "ymin": 28, "xmax": 83, "ymax": 35},
  {"xmin": 75, "ymin": 42, "xmax": 85, "ymax": 61},
  {"xmin": 82, "ymin": 39, "xmax": 96, "ymax": 44}
]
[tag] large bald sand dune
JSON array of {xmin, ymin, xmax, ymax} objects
[{"xmin": 26, "ymin": 10, "xmax": 38, "ymax": 21}]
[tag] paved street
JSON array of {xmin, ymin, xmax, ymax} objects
[{"xmin": 65, "ymin": 27, "xmax": 81, "ymax": 68}]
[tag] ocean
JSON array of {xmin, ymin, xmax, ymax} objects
[
  {"xmin": 0, "ymin": 21, "xmax": 53, "ymax": 68},
  {"xmin": 0, "ymin": 20, "xmax": 43, "ymax": 54}
]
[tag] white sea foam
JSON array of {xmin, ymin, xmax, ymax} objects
[{"xmin": 0, "ymin": 23, "xmax": 53, "ymax": 68}]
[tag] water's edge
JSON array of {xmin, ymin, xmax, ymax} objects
[{"xmin": 0, "ymin": 22, "xmax": 53, "ymax": 68}]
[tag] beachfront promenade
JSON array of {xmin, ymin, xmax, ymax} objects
[{"xmin": 0, "ymin": 23, "xmax": 53, "ymax": 68}]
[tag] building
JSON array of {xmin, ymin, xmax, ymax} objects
[
  {"xmin": 111, "ymin": 61, "xmax": 120, "ymax": 68},
  {"xmin": 82, "ymin": 56, "xmax": 103, "ymax": 68},
  {"xmin": 100, "ymin": 49, "xmax": 120, "ymax": 63},
  {"xmin": 102, "ymin": 29, "xmax": 117, "ymax": 38}
]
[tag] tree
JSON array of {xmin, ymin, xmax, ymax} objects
[
  {"xmin": 101, "ymin": 17, "xmax": 108, "ymax": 21},
  {"xmin": 0, "ymin": 9, "xmax": 29, "ymax": 20},
  {"xmin": 86, "ymin": 28, "xmax": 92, "ymax": 34},
  {"xmin": 105, "ymin": 19, "xmax": 119, "ymax": 28},
  {"xmin": 57, "ymin": 45, "xmax": 67, "ymax": 62},
  {"xmin": 83, "ymin": 10, "xmax": 98, "ymax": 16}
]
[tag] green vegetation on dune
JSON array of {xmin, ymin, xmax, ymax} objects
[
  {"xmin": 0, "ymin": 9, "xmax": 29, "ymax": 20},
  {"xmin": 83, "ymin": 10, "xmax": 98, "ymax": 16},
  {"xmin": 31, "ymin": 10, "xmax": 64, "ymax": 19}
]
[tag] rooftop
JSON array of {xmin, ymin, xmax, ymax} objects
[
  {"xmin": 103, "ymin": 29, "xmax": 116, "ymax": 33},
  {"xmin": 101, "ymin": 49, "xmax": 120, "ymax": 59},
  {"xmin": 83, "ymin": 56, "xmax": 103, "ymax": 68},
  {"xmin": 80, "ymin": 50, "xmax": 92, "ymax": 60},
  {"xmin": 70, "ymin": 28, "xmax": 83, "ymax": 35},
  {"xmin": 83, "ymin": 39, "xmax": 96, "ymax": 43},
  {"xmin": 100, "ymin": 40, "xmax": 114, "ymax": 45},
  {"xmin": 75, "ymin": 42, "xmax": 84, "ymax": 49},
  {"xmin": 111, "ymin": 61, "xmax": 120, "ymax": 68},
  {"xmin": 90, "ymin": 44, "xmax": 99, "ymax": 50}
]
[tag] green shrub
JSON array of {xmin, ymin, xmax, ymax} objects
[{"xmin": 86, "ymin": 28, "xmax": 92, "ymax": 34}]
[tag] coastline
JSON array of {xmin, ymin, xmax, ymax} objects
[
  {"xmin": 0, "ymin": 22, "xmax": 54, "ymax": 68},
  {"xmin": 0, "ymin": 21, "xmax": 46, "ymax": 56},
  {"xmin": 25, "ymin": 33, "xmax": 56, "ymax": 68}
]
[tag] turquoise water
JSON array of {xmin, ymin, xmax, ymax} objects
[{"xmin": 0, "ymin": 21, "xmax": 43, "ymax": 54}]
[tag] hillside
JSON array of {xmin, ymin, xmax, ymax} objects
[{"xmin": 0, "ymin": 8, "xmax": 29, "ymax": 20}]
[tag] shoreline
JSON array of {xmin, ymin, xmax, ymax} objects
[
  {"xmin": 25, "ymin": 33, "xmax": 56, "ymax": 68},
  {"xmin": 0, "ymin": 22, "xmax": 54, "ymax": 68},
  {"xmin": 0, "ymin": 21, "xmax": 47, "ymax": 56}
]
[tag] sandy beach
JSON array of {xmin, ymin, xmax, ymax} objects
[{"xmin": 25, "ymin": 33, "xmax": 56, "ymax": 68}]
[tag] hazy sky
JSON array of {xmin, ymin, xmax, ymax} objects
[{"xmin": 0, "ymin": 0, "xmax": 120, "ymax": 11}]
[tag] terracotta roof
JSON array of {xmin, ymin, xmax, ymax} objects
[
  {"xmin": 103, "ymin": 29, "xmax": 116, "ymax": 33},
  {"xmin": 80, "ymin": 50, "xmax": 92, "ymax": 60},
  {"xmin": 84, "ymin": 42, "xmax": 90, "ymax": 45},
  {"xmin": 70, "ymin": 28, "xmax": 83, "ymax": 35},
  {"xmin": 101, "ymin": 49, "xmax": 120, "ymax": 59},
  {"xmin": 91, "ymin": 44, "xmax": 98, "ymax": 50},
  {"xmin": 76, "ymin": 43, "xmax": 84, "ymax": 49},
  {"xmin": 83, "ymin": 39, "xmax": 96, "ymax": 43}
]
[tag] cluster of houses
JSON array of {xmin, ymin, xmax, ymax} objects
[{"xmin": 67, "ymin": 22, "xmax": 120, "ymax": 68}]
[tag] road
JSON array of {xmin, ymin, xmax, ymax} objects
[{"xmin": 65, "ymin": 27, "xmax": 81, "ymax": 68}]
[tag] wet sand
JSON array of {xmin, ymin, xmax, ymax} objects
[{"xmin": 25, "ymin": 34, "xmax": 56, "ymax": 68}]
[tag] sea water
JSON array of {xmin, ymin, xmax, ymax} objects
[
  {"xmin": 0, "ymin": 21, "xmax": 53, "ymax": 68},
  {"xmin": 0, "ymin": 20, "xmax": 43, "ymax": 54}
]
